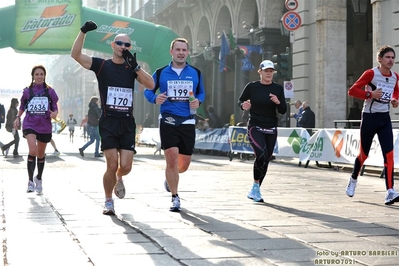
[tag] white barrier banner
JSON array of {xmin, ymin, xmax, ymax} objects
[
  {"xmin": 273, "ymin": 128, "xmax": 310, "ymax": 158},
  {"xmin": 140, "ymin": 127, "xmax": 399, "ymax": 168}
]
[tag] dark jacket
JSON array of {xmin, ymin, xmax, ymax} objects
[
  {"xmin": 299, "ymin": 106, "xmax": 315, "ymax": 129},
  {"xmin": 5, "ymin": 107, "xmax": 19, "ymax": 132},
  {"xmin": 87, "ymin": 102, "xmax": 101, "ymax": 126},
  {"xmin": 207, "ymin": 112, "xmax": 222, "ymax": 128}
]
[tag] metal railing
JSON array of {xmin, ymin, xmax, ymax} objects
[{"xmin": 334, "ymin": 120, "xmax": 399, "ymax": 129}]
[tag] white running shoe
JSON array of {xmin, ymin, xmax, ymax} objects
[
  {"xmin": 385, "ymin": 188, "xmax": 399, "ymax": 205},
  {"xmin": 346, "ymin": 177, "xmax": 357, "ymax": 197},
  {"xmin": 34, "ymin": 176, "xmax": 42, "ymax": 194},
  {"xmin": 52, "ymin": 150, "xmax": 60, "ymax": 156},
  {"xmin": 114, "ymin": 179, "xmax": 126, "ymax": 199},
  {"xmin": 170, "ymin": 195, "xmax": 181, "ymax": 212},
  {"xmin": 103, "ymin": 200, "xmax": 115, "ymax": 215},
  {"xmin": 27, "ymin": 181, "xmax": 35, "ymax": 193}
]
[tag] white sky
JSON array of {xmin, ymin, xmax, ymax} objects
[{"xmin": 0, "ymin": 0, "xmax": 48, "ymax": 98}]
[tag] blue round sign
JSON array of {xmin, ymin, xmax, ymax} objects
[{"xmin": 282, "ymin": 11, "xmax": 302, "ymax": 31}]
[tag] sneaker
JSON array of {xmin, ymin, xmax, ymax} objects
[
  {"xmin": 27, "ymin": 181, "xmax": 35, "ymax": 193},
  {"xmin": 164, "ymin": 179, "xmax": 170, "ymax": 192},
  {"xmin": 34, "ymin": 176, "xmax": 42, "ymax": 194},
  {"xmin": 114, "ymin": 179, "xmax": 126, "ymax": 199},
  {"xmin": 2, "ymin": 147, "xmax": 9, "ymax": 156},
  {"xmin": 94, "ymin": 153, "xmax": 103, "ymax": 157},
  {"xmin": 102, "ymin": 200, "xmax": 115, "ymax": 215},
  {"xmin": 52, "ymin": 150, "xmax": 60, "ymax": 156},
  {"xmin": 384, "ymin": 188, "xmax": 399, "ymax": 205},
  {"xmin": 247, "ymin": 183, "xmax": 263, "ymax": 202},
  {"xmin": 170, "ymin": 195, "xmax": 181, "ymax": 212},
  {"xmin": 346, "ymin": 177, "xmax": 357, "ymax": 197},
  {"xmin": 78, "ymin": 148, "xmax": 84, "ymax": 157}
]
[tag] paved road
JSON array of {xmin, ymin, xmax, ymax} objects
[{"xmin": 1, "ymin": 132, "xmax": 398, "ymax": 265}]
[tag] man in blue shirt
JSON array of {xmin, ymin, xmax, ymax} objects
[
  {"xmin": 144, "ymin": 38, "xmax": 205, "ymax": 212},
  {"xmin": 290, "ymin": 100, "xmax": 303, "ymax": 127}
]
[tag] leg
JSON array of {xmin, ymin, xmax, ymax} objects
[
  {"xmin": 13, "ymin": 130, "xmax": 20, "ymax": 156},
  {"xmin": 103, "ymin": 148, "xmax": 119, "ymax": 199},
  {"xmin": 164, "ymin": 147, "xmax": 180, "ymax": 195}
]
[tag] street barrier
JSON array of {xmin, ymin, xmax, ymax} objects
[{"xmin": 139, "ymin": 127, "xmax": 399, "ymax": 169}]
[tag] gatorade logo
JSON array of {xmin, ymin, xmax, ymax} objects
[
  {"xmin": 21, "ymin": 5, "xmax": 75, "ymax": 46},
  {"xmin": 97, "ymin": 21, "xmax": 135, "ymax": 42},
  {"xmin": 331, "ymin": 130, "xmax": 344, "ymax": 157}
]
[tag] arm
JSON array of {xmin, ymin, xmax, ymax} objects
[
  {"xmin": 144, "ymin": 72, "xmax": 158, "ymax": 104},
  {"xmin": 136, "ymin": 69, "xmax": 155, "ymax": 91},
  {"xmin": 238, "ymin": 83, "xmax": 251, "ymax": 110},
  {"xmin": 71, "ymin": 21, "xmax": 97, "ymax": 69},
  {"xmin": 48, "ymin": 88, "xmax": 59, "ymax": 119},
  {"xmin": 348, "ymin": 70, "xmax": 374, "ymax": 99},
  {"xmin": 391, "ymin": 72, "xmax": 399, "ymax": 108},
  {"xmin": 71, "ymin": 32, "xmax": 92, "ymax": 70},
  {"xmin": 293, "ymin": 107, "xmax": 302, "ymax": 120},
  {"xmin": 276, "ymin": 89, "xmax": 287, "ymax": 115}
]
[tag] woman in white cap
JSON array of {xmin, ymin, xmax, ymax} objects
[{"xmin": 238, "ymin": 60, "xmax": 287, "ymax": 202}]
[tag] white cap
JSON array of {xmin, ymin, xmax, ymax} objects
[{"xmin": 259, "ymin": 60, "xmax": 275, "ymax": 70}]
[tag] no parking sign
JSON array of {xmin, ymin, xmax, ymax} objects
[{"xmin": 284, "ymin": 81, "xmax": 294, "ymax": 98}]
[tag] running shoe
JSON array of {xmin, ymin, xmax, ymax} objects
[
  {"xmin": 27, "ymin": 181, "xmax": 35, "ymax": 193},
  {"xmin": 103, "ymin": 199, "xmax": 115, "ymax": 215},
  {"xmin": 346, "ymin": 176, "xmax": 357, "ymax": 197},
  {"xmin": 52, "ymin": 150, "xmax": 60, "ymax": 156},
  {"xmin": 385, "ymin": 188, "xmax": 399, "ymax": 205},
  {"xmin": 170, "ymin": 195, "xmax": 181, "ymax": 212},
  {"xmin": 247, "ymin": 183, "xmax": 263, "ymax": 202},
  {"xmin": 164, "ymin": 179, "xmax": 170, "ymax": 192},
  {"xmin": 78, "ymin": 148, "xmax": 84, "ymax": 157},
  {"xmin": 2, "ymin": 147, "xmax": 9, "ymax": 156},
  {"xmin": 114, "ymin": 179, "xmax": 126, "ymax": 199},
  {"xmin": 34, "ymin": 176, "xmax": 42, "ymax": 194}
]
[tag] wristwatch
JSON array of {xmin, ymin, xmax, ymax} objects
[
  {"xmin": 366, "ymin": 92, "xmax": 371, "ymax": 99},
  {"xmin": 134, "ymin": 65, "xmax": 141, "ymax": 72}
]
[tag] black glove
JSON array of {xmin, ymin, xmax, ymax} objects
[
  {"xmin": 122, "ymin": 50, "xmax": 138, "ymax": 69},
  {"xmin": 80, "ymin": 21, "xmax": 97, "ymax": 34}
]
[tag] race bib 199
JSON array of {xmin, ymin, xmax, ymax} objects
[{"xmin": 167, "ymin": 80, "xmax": 193, "ymax": 102}]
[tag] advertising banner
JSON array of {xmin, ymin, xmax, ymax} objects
[
  {"xmin": 1, "ymin": 1, "xmax": 178, "ymax": 71},
  {"xmin": 195, "ymin": 128, "xmax": 230, "ymax": 152},
  {"xmin": 228, "ymin": 126, "xmax": 253, "ymax": 154},
  {"xmin": 14, "ymin": 0, "xmax": 82, "ymax": 52}
]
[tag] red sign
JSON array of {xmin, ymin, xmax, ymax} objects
[
  {"xmin": 282, "ymin": 11, "xmax": 302, "ymax": 31},
  {"xmin": 285, "ymin": 0, "xmax": 298, "ymax": 11}
]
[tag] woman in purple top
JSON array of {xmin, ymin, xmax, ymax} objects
[{"xmin": 13, "ymin": 65, "xmax": 59, "ymax": 194}]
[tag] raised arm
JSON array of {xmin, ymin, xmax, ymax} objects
[{"xmin": 71, "ymin": 21, "xmax": 97, "ymax": 70}]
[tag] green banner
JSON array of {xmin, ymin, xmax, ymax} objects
[
  {"xmin": 0, "ymin": 1, "xmax": 179, "ymax": 72},
  {"xmin": 15, "ymin": 0, "xmax": 82, "ymax": 52}
]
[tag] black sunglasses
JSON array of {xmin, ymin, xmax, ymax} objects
[{"xmin": 115, "ymin": 41, "xmax": 131, "ymax": 48}]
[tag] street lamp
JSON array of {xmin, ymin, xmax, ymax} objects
[{"xmin": 351, "ymin": 0, "xmax": 367, "ymax": 15}]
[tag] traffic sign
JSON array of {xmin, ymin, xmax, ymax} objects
[
  {"xmin": 285, "ymin": 0, "xmax": 298, "ymax": 11},
  {"xmin": 282, "ymin": 11, "xmax": 302, "ymax": 31},
  {"xmin": 284, "ymin": 81, "xmax": 294, "ymax": 98}
]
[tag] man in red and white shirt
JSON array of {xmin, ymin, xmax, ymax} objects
[{"xmin": 346, "ymin": 45, "xmax": 399, "ymax": 205}]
